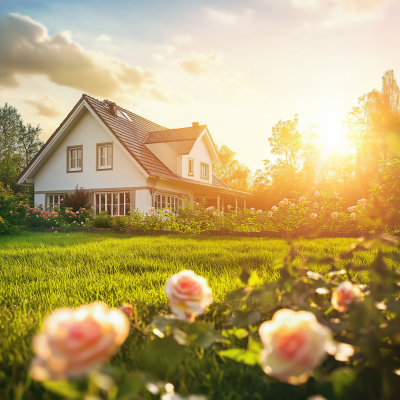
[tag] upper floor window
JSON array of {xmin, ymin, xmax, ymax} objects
[
  {"xmin": 97, "ymin": 143, "xmax": 113, "ymax": 170},
  {"xmin": 67, "ymin": 146, "xmax": 82, "ymax": 172},
  {"xmin": 200, "ymin": 162, "xmax": 209, "ymax": 179},
  {"xmin": 188, "ymin": 158, "xmax": 194, "ymax": 176}
]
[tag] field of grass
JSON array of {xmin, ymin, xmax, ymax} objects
[{"xmin": 1, "ymin": 232, "xmax": 399, "ymax": 400}]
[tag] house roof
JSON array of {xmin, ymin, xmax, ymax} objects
[
  {"xmin": 17, "ymin": 94, "xmax": 246, "ymax": 194},
  {"xmin": 144, "ymin": 125, "xmax": 206, "ymax": 144}
]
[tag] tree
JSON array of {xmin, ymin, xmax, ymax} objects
[
  {"xmin": 0, "ymin": 103, "xmax": 43, "ymax": 193},
  {"xmin": 213, "ymin": 145, "xmax": 252, "ymax": 192}
]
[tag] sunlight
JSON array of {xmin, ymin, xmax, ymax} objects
[{"xmin": 317, "ymin": 121, "xmax": 351, "ymax": 159}]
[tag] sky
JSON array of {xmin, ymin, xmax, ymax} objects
[{"xmin": 1, "ymin": 0, "xmax": 400, "ymax": 173}]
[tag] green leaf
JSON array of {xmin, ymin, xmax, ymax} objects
[
  {"xmin": 151, "ymin": 315, "xmax": 185, "ymax": 333},
  {"xmin": 230, "ymin": 310, "xmax": 261, "ymax": 328},
  {"xmin": 42, "ymin": 380, "xmax": 81, "ymax": 399},
  {"xmin": 225, "ymin": 287, "xmax": 251, "ymax": 302},
  {"xmin": 146, "ymin": 334, "xmax": 185, "ymax": 365},
  {"xmin": 331, "ymin": 368, "xmax": 355, "ymax": 397},
  {"xmin": 219, "ymin": 348, "xmax": 259, "ymax": 365},
  {"xmin": 185, "ymin": 322, "xmax": 218, "ymax": 348}
]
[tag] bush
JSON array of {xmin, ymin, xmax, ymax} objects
[
  {"xmin": 92, "ymin": 211, "xmax": 112, "ymax": 228},
  {"xmin": 64, "ymin": 185, "xmax": 89, "ymax": 211}
]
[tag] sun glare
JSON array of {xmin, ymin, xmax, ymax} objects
[{"xmin": 318, "ymin": 122, "xmax": 351, "ymax": 159}]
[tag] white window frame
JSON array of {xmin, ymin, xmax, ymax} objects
[
  {"xmin": 200, "ymin": 162, "xmax": 209, "ymax": 179},
  {"xmin": 94, "ymin": 192, "xmax": 130, "ymax": 216},
  {"xmin": 188, "ymin": 158, "xmax": 194, "ymax": 176},
  {"xmin": 97, "ymin": 143, "xmax": 113, "ymax": 170},
  {"xmin": 154, "ymin": 194, "xmax": 182, "ymax": 213},
  {"xmin": 67, "ymin": 146, "xmax": 83, "ymax": 172},
  {"xmin": 47, "ymin": 194, "xmax": 65, "ymax": 208}
]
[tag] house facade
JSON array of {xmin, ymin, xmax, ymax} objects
[{"xmin": 17, "ymin": 94, "xmax": 251, "ymax": 214}]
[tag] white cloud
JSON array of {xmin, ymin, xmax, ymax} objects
[
  {"xmin": 175, "ymin": 51, "xmax": 223, "ymax": 75},
  {"xmin": 174, "ymin": 34, "xmax": 192, "ymax": 44},
  {"xmin": 25, "ymin": 94, "xmax": 66, "ymax": 117},
  {"xmin": 0, "ymin": 13, "xmax": 188, "ymax": 103},
  {"xmin": 97, "ymin": 34, "xmax": 111, "ymax": 42},
  {"xmin": 206, "ymin": 9, "xmax": 238, "ymax": 23},
  {"xmin": 291, "ymin": 0, "xmax": 321, "ymax": 10}
]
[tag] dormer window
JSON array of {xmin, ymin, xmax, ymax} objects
[
  {"xmin": 67, "ymin": 145, "xmax": 83, "ymax": 172},
  {"xmin": 117, "ymin": 110, "xmax": 132, "ymax": 121},
  {"xmin": 200, "ymin": 162, "xmax": 209, "ymax": 179},
  {"xmin": 188, "ymin": 158, "xmax": 194, "ymax": 176},
  {"xmin": 97, "ymin": 143, "xmax": 113, "ymax": 170}
]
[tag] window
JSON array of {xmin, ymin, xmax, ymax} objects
[
  {"xmin": 188, "ymin": 158, "xmax": 194, "ymax": 176},
  {"xmin": 47, "ymin": 194, "xmax": 65, "ymax": 208},
  {"xmin": 97, "ymin": 143, "xmax": 113, "ymax": 170},
  {"xmin": 200, "ymin": 162, "xmax": 209, "ymax": 179},
  {"xmin": 154, "ymin": 194, "xmax": 182, "ymax": 213},
  {"xmin": 117, "ymin": 109, "xmax": 132, "ymax": 121},
  {"xmin": 94, "ymin": 192, "xmax": 130, "ymax": 216},
  {"xmin": 67, "ymin": 146, "xmax": 83, "ymax": 172}
]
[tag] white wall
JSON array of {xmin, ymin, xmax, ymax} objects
[
  {"xmin": 33, "ymin": 193, "xmax": 46, "ymax": 207},
  {"xmin": 136, "ymin": 189, "xmax": 153, "ymax": 211},
  {"xmin": 34, "ymin": 111, "xmax": 147, "ymax": 192},
  {"xmin": 181, "ymin": 136, "xmax": 213, "ymax": 184}
]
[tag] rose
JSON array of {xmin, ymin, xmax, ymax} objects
[
  {"xmin": 212, "ymin": 212, "xmax": 217, "ymax": 216},
  {"xmin": 268, "ymin": 211, "xmax": 273, "ymax": 217},
  {"xmin": 29, "ymin": 302, "xmax": 130, "ymax": 381},
  {"xmin": 310, "ymin": 213, "xmax": 317, "ymax": 219},
  {"xmin": 196, "ymin": 202, "xmax": 199, "ymax": 206},
  {"xmin": 250, "ymin": 207, "xmax": 255, "ymax": 212},
  {"xmin": 331, "ymin": 281, "xmax": 360, "ymax": 312},
  {"xmin": 313, "ymin": 202, "xmax": 318, "ymax": 208},
  {"xmin": 314, "ymin": 191, "xmax": 319, "ymax": 197},
  {"xmin": 61, "ymin": 198, "xmax": 64, "ymax": 201},
  {"xmin": 39, "ymin": 204, "xmax": 43, "ymax": 207},
  {"xmin": 9, "ymin": 211, "xmax": 13, "ymax": 214},
  {"xmin": 350, "ymin": 212, "xmax": 356, "ymax": 220},
  {"xmin": 291, "ymin": 203, "xmax": 295, "ymax": 207},
  {"xmin": 227, "ymin": 205, "xmax": 231, "ymax": 209},
  {"xmin": 91, "ymin": 206, "xmax": 95, "ymax": 210},
  {"xmin": 299, "ymin": 197, "xmax": 305, "ymax": 203},
  {"xmin": 163, "ymin": 209, "xmax": 169, "ymax": 214},
  {"xmin": 331, "ymin": 212, "xmax": 338, "ymax": 218},
  {"xmin": 164, "ymin": 270, "xmax": 213, "ymax": 322},
  {"xmin": 257, "ymin": 210, "xmax": 262, "ymax": 214},
  {"xmin": 279, "ymin": 201, "xmax": 284, "ymax": 207},
  {"xmin": 259, "ymin": 309, "xmax": 333, "ymax": 385},
  {"xmin": 210, "ymin": 206, "xmax": 214, "ymax": 210},
  {"xmin": 150, "ymin": 207, "xmax": 155, "ymax": 213},
  {"xmin": 271, "ymin": 206, "xmax": 277, "ymax": 211},
  {"xmin": 357, "ymin": 199, "xmax": 366, "ymax": 206}
]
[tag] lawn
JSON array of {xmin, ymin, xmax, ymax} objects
[{"xmin": 1, "ymin": 232, "xmax": 398, "ymax": 400}]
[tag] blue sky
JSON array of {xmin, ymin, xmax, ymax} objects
[{"xmin": 1, "ymin": 0, "xmax": 400, "ymax": 172}]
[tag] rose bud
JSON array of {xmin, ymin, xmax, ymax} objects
[
  {"xmin": 119, "ymin": 303, "xmax": 133, "ymax": 318},
  {"xmin": 331, "ymin": 281, "xmax": 360, "ymax": 312},
  {"xmin": 164, "ymin": 270, "xmax": 213, "ymax": 322},
  {"xmin": 250, "ymin": 207, "xmax": 255, "ymax": 212},
  {"xmin": 259, "ymin": 309, "xmax": 333, "ymax": 385},
  {"xmin": 29, "ymin": 302, "xmax": 130, "ymax": 381}
]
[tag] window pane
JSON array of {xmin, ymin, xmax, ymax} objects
[
  {"xmin": 113, "ymin": 193, "xmax": 118, "ymax": 204},
  {"xmin": 119, "ymin": 193, "xmax": 124, "ymax": 205},
  {"xmin": 101, "ymin": 194, "xmax": 105, "ymax": 212},
  {"xmin": 107, "ymin": 154, "xmax": 112, "ymax": 167},
  {"xmin": 54, "ymin": 195, "xmax": 58, "ymax": 205},
  {"xmin": 126, "ymin": 192, "xmax": 130, "ymax": 203},
  {"xmin": 107, "ymin": 193, "xmax": 111, "ymax": 205},
  {"xmin": 107, "ymin": 204, "xmax": 111, "ymax": 215},
  {"xmin": 113, "ymin": 205, "xmax": 118, "ymax": 216}
]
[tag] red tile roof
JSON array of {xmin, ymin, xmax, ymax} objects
[
  {"xmin": 18, "ymin": 94, "xmax": 236, "ymax": 192},
  {"xmin": 144, "ymin": 125, "xmax": 206, "ymax": 144}
]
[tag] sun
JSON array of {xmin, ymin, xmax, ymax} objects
[{"xmin": 317, "ymin": 121, "xmax": 352, "ymax": 159}]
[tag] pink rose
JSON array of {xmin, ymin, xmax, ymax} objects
[
  {"xmin": 54, "ymin": 205, "xmax": 58, "ymax": 208},
  {"xmin": 210, "ymin": 206, "xmax": 214, "ymax": 210},
  {"xmin": 227, "ymin": 205, "xmax": 231, "ymax": 209},
  {"xmin": 331, "ymin": 281, "xmax": 360, "ymax": 312},
  {"xmin": 250, "ymin": 207, "xmax": 255, "ymax": 212},
  {"xmin": 10, "ymin": 211, "xmax": 13, "ymax": 214},
  {"xmin": 350, "ymin": 212, "xmax": 356, "ymax": 220},
  {"xmin": 65, "ymin": 210, "xmax": 69, "ymax": 214},
  {"xmin": 196, "ymin": 202, "xmax": 199, "ymax": 206},
  {"xmin": 61, "ymin": 198, "xmax": 64, "ymax": 201},
  {"xmin": 314, "ymin": 191, "xmax": 319, "ymax": 197},
  {"xmin": 91, "ymin": 206, "xmax": 95, "ymax": 210},
  {"xmin": 76, "ymin": 211, "xmax": 79, "ymax": 214},
  {"xmin": 257, "ymin": 209, "xmax": 262, "ymax": 214},
  {"xmin": 259, "ymin": 309, "xmax": 333, "ymax": 385},
  {"xmin": 46, "ymin": 206, "xmax": 49, "ymax": 209},
  {"xmin": 357, "ymin": 199, "xmax": 366, "ymax": 206},
  {"xmin": 164, "ymin": 270, "xmax": 213, "ymax": 322},
  {"xmin": 163, "ymin": 209, "xmax": 169, "ymax": 214},
  {"xmin": 29, "ymin": 302, "xmax": 130, "ymax": 381},
  {"xmin": 279, "ymin": 201, "xmax": 284, "ymax": 207},
  {"xmin": 313, "ymin": 202, "xmax": 318, "ymax": 208},
  {"xmin": 299, "ymin": 197, "xmax": 305, "ymax": 203},
  {"xmin": 310, "ymin": 213, "xmax": 317, "ymax": 219},
  {"xmin": 150, "ymin": 207, "xmax": 155, "ymax": 213},
  {"xmin": 271, "ymin": 206, "xmax": 277, "ymax": 211},
  {"xmin": 36, "ymin": 215, "xmax": 39, "ymax": 218},
  {"xmin": 212, "ymin": 212, "xmax": 217, "ymax": 217},
  {"xmin": 205, "ymin": 208, "xmax": 209, "ymax": 212},
  {"xmin": 331, "ymin": 212, "xmax": 338, "ymax": 218},
  {"xmin": 39, "ymin": 204, "xmax": 43, "ymax": 207},
  {"xmin": 268, "ymin": 211, "xmax": 273, "ymax": 217}
]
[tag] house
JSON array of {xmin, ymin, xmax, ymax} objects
[{"xmin": 17, "ymin": 94, "xmax": 251, "ymax": 215}]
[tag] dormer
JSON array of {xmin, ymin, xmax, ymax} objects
[{"xmin": 144, "ymin": 123, "xmax": 219, "ymax": 184}]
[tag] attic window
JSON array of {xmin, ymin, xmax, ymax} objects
[{"xmin": 117, "ymin": 110, "xmax": 132, "ymax": 121}]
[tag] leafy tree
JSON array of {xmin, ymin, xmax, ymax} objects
[
  {"xmin": 213, "ymin": 145, "xmax": 252, "ymax": 192},
  {"xmin": 0, "ymin": 103, "xmax": 43, "ymax": 193}
]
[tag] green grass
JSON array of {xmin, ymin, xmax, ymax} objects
[{"xmin": 0, "ymin": 232, "xmax": 398, "ymax": 400}]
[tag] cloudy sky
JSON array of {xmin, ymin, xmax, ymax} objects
[{"xmin": 1, "ymin": 0, "xmax": 400, "ymax": 172}]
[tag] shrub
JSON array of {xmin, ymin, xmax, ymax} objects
[
  {"xmin": 92, "ymin": 211, "xmax": 112, "ymax": 228},
  {"xmin": 64, "ymin": 185, "xmax": 89, "ymax": 211}
]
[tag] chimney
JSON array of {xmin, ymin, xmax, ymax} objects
[
  {"xmin": 104, "ymin": 100, "xmax": 118, "ymax": 117},
  {"xmin": 192, "ymin": 121, "xmax": 200, "ymax": 127}
]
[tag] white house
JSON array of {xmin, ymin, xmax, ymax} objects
[{"xmin": 17, "ymin": 94, "xmax": 251, "ymax": 214}]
